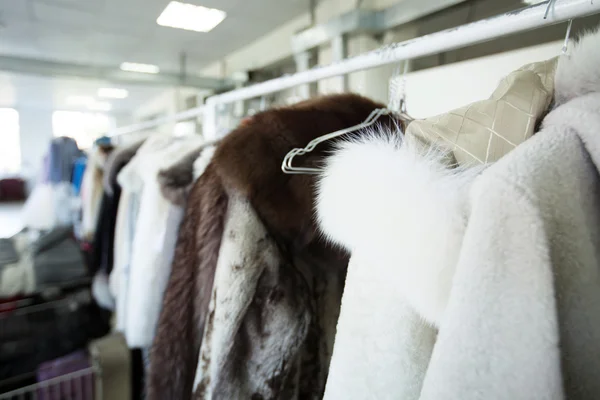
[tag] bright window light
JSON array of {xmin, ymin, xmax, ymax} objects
[
  {"xmin": 87, "ymin": 102, "xmax": 112, "ymax": 112},
  {"xmin": 98, "ymin": 88, "xmax": 129, "ymax": 99},
  {"xmin": 0, "ymin": 108, "xmax": 20, "ymax": 174},
  {"xmin": 120, "ymin": 62, "xmax": 160, "ymax": 74},
  {"xmin": 157, "ymin": 1, "xmax": 227, "ymax": 33},
  {"xmin": 66, "ymin": 95, "xmax": 95, "ymax": 106},
  {"xmin": 53, "ymin": 111, "xmax": 115, "ymax": 149}
]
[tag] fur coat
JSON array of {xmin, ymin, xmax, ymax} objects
[
  {"xmin": 317, "ymin": 28, "xmax": 600, "ymax": 400},
  {"xmin": 118, "ymin": 136, "xmax": 208, "ymax": 348},
  {"xmin": 91, "ymin": 140, "xmax": 144, "ymax": 310},
  {"xmin": 81, "ymin": 145, "xmax": 113, "ymax": 241},
  {"xmin": 148, "ymin": 94, "xmax": 397, "ymax": 400}
]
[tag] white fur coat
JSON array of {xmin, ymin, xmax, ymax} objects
[
  {"xmin": 317, "ymin": 28, "xmax": 600, "ymax": 400},
  {"xmin": 112, "ymin": 135, "xmax": 207, "ymax": 348}
]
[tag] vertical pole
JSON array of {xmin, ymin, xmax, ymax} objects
[
  {"xmin": 294, "ymin": 51, "xmax": 313, "ymax": 99},
  {"xmin": 331, "ymin": 35, "xmax": 348, "ymax": 92},
  {"xmin": 203, "ymin": 101, "xmax": 218, "ymax": 140}
]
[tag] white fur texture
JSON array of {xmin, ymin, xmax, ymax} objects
[
  {"xmin": 555, "ymin": 27, "xmax": 600, "ymax": 105},
  {"xmin": 316, "ymin": 133, "xmax": 482, "ymax": 325}
]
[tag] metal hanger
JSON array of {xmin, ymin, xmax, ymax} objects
[
  {"xmin": 544, "ymin": 0, "xmax": 575, "ymax": 54},
  {"xmin": 281, "ymin": 107, "xmax": 395, "ymax": 174},
  {"xmin": 281, "ymin": 61, "xmax": 413, "ymax": 175}
]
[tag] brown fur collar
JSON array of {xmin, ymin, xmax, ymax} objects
[{"xmin": 211, "ymin": 93, "xmax": 394, "ymax": 259}]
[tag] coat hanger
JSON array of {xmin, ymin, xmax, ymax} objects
[
  {"xmin": 281, "ymin": 107, "xmax": 396, "ymax": 174},
  {"xmin": 281, "ymin": 62, "xmax": 413, "ymax": 175},
  {"xmin": 544, "ymin": 0, "xmax": 575, "ymax": 55}
]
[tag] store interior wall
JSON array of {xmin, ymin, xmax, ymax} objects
[
  {"xmin": 132, "ymin": 0, "xmax": 600, "ymax": 125},
  {"xmin": 18, "ymin": 108, "xmax": 54, "ymax": 185}
]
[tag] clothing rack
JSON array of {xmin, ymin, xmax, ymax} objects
[{"xmin": 106, "ymin": 0, "xmax": 600, "ymax": 140}]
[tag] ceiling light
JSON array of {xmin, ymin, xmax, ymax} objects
[
  {"xmin": 521, "ymin": 0, "xmax": 545, "ymax": 4},
  {"xmin": 87, "ymin": 101, "xmax": 112, "ymax": 112},
  {"xmin": 66, "ymin": 96, "xmax": 95, "ymax": 106},
  {"xmin": 120, "ymin": 62, "xmax": 160, "ymax": 74},
  {"xmin": 98, "ymin": 88, "xmax": 129, "ymax": 99},
  {"xmin": 157, "ymin": 1, "xmax": 227, "ymax": 33}
]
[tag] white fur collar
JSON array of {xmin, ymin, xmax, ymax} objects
[
  {"xmin": 555, "ymin": 27, "xmax": 600, "ymax": 105},
  {"xmin": 316, "ymin": 134, "xmax": 483, "ymax": 325}
]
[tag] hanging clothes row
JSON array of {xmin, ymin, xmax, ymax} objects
[{"xmin": 84, "ymin": 26, "xmax": 600, "ymax": 400}]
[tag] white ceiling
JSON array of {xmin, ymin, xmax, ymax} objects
[
  {"xmin": 0, "ymin": 0, "xmax": 312, "ymax": 71},
  {"xmin": 0, "ymin": 0, "xmax": 313, "ymax": 112}
]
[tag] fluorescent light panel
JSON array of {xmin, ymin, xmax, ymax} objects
[
  {"xmin": 157, "ymin": 1, "xmax": 227, "ymax": 33},
  {"xmin": 120, "ymin": 62, "xmax": 160, "ymax": 74},
  {"xmin": 98, "ymin": 88, "xmax": 129, "ymax": 99},
  {"xmin": 88, "ymin": 102, "xmax": 112, "ymax": 112}
]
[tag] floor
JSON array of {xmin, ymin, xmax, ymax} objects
[{"xmin": 0, "ymin": 202, "xmax": 24, "ymax": 238}]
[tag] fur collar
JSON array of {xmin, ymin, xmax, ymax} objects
[
  {"xmin": 316, "ymin": 27, "xmax": 600, "ymax": 325},
  {"xmin": 157, "ymin": 141, "xmax": 218, "ymax": 206},
  {"xmin": 102, "ymin": 140, "xmax": 144, "ymax": 196},
  {"xmin": 316, "ymin": 133, "xmax": 483, "ymax": 325},
  {"xmin": 211, "ymin": 93, "xmax": 396, "ymax": 262},
  {"xmin": 555, "ymin": 27, "xmax": 600, "ymax": 105}
]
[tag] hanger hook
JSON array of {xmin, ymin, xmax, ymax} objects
[
  {"xmin": 562, "ymin": 19, "xmax": 573, "ymax": 54},
  {"xmin": 544, "ymin": 0, "xmax": 557, "ymax": 20}
]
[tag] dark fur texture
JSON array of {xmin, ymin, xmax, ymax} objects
[
  {"xmin": 148, "ymin": 93, "xmax": 396, "ymax": 400},
  {"xmin": 212, "ymin": 93, "xmax": 396, "ymax": 252},
  {"xmin": 148, "ymin": 163, "xmax": 227, "ymax": 400}
]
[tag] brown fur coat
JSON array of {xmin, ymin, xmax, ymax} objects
[{"xmin": 148, "ymin": 94, "xmax": 396, "ymax": 400}]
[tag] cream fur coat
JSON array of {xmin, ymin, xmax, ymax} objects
[
  {"xmin": 317, "ymin": 28, "xmax": 600, "ymax": 400},
  {"xmin": 112, "ymin": 135, "xmax": 207, "ymax": 348}
]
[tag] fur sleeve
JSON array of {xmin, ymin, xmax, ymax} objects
[{"xmin": 147, "ymin": 164, "xmax": 227, "ymax": 400}]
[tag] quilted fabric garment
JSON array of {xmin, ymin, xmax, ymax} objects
[{"xmin": 406, "ymin": 57, "xmax": 557, "ymax": 165}]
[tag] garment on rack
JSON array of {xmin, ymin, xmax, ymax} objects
[
  {"xmin": 111, "ymin": 137, "xmax": 170, "ymax": 335},
  {"xmin": 119, "ymin": 136, "xmax": 209, "ymax": 348},
  {"xmin": 81, "ymin": 145, "xmax": 113, "ymax": 241},
  {"xmin": 147, "ymin": 94, "xmax": 396, "ymax": 400},
  {"xmin": 316, "ymin": 28, "xmax": 600, "ymax": 400},
  {"xmin": 72, "ymin": 156, "xmax": 88, "ymax": 196},
  {"xmin": 89, "ymin": 140, "xmax": 144, "ymax": 310},
  {"xmin": 48, "ymin": 137, "xmax": 82, "ymax": 184},
  {"xmin": 156, "ymin": 140, "xmax": 218, "ymax": 207}
]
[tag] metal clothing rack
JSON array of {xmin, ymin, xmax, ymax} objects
[
  {"xmin": 0, "ymin": 291, "xmax": 103, "ymax": 400},
  {"xmin": 0, "ymin": 367, "xmax": 100, "ymax": 400},
  {"xmin": 105, "ymin": 0, "xmax": 600, "ymax": 140}
]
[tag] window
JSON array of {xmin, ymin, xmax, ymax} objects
[
  {"xmin": 0, "ymin": 108, "xmax": 21, "ymax": 174},
  {"xmin": 52, "ymin": 111, "xmax": 115, "ymax": 149}
]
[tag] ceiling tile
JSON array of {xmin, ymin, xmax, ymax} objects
[{"xmin": 30, "ymin": 1, "xmax": 97, "ymax": 30}]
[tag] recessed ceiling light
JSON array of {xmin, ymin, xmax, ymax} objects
[
  {"xmin": 98, "ymin": 88, "xmax": 129, "ymax": 99},
  {"xmin": 157, "ymin": 1, "xmax": 227, "ymax": 33},
  {"xmin": 87, "ymin": 101, "xmax": 113, "ymax": 112},
  {"xmin": 521, "ymin": 0, "xmax": 545, "ymax": 4},
  {"xmin": 120, "ymin": 62, "xmax": 160, "ymax": 74},
  {"xmin": 66, "ymin": 95, "xmax": 95, "ymax": 106}
]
